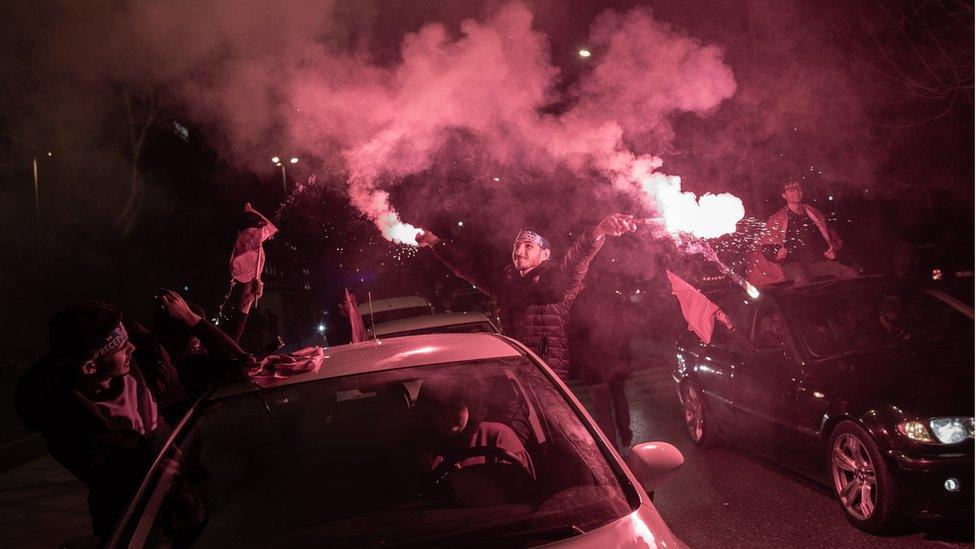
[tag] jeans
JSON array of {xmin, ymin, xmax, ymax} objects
[{"xmin": 589, "ymin": 378, "xmax": 632, "ymax": 448}]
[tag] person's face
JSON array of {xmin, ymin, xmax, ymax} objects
[
  {"xmin": 82, "ymin": 339, "xmax": 135, "ymax": 380},
  {"xmin": 512, "ymin": 239, "xmax": 551, "ymax": 273},
  {"xmin": 782, "ymin": 183, "xmax": 803, "ymax": 205},
  {"xmin": 433, "ymin": 404, "xmax": 470, "ymax": 436},
  {"xmin": 881, "ymin": 297, "xmax": 901, "ymax": 322}
]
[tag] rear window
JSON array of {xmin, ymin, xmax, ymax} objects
[{"xmin": 380, "ymin": 321, "xmax": 497, "ymax": 338}]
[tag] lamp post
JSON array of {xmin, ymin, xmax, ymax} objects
[{"xmin": 272, "ymin": 156, "xmax": 299, "ymax": 197}]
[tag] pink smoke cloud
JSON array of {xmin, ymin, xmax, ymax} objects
[
  {"xmin": 44, "ymin": 0, "xmax": 740, "ymax": 243},
  {"xmin": 283, "ymin": 2, "xmax": 738, "ymax": 243}
]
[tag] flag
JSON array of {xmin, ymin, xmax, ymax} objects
[
  {"xmin": 667, "ymin": 270, "xmax": 720, "ymax": 345},
  {"xmin": 344, "ymin": 288, "xmax": 369, "ymax": 343},
  {"xmin": 229, "ymin": 203, "xmax": 278, "ymax": 313}
]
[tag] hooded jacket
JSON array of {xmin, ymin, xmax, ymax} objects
[
  {"xmin": 746, "ymin": 204, "xmax": 843, "ymax": 288},
  {"xmin": 431, "ymin": 229, "xmax": 604, "ymax": 380}
]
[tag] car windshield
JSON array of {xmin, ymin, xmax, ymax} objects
[
  {"xmin": 123, "ymin": 357, "xmax": 634, "ymax": 547},
  {"xmin": 789, "ymin": 283, "xmax": 973, "ymax": 358}
]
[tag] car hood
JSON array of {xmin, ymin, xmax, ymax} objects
[
  {"xmin": 824, "ymin": 339, "xmax": 974, "ymax": 417},
  {"xmin": 545, "ymin": 505, "xmax": 685, "ymax": 548}
]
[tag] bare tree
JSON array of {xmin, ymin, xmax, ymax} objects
[
  {"xmin": 113, "ymin": 89, "xmax": 160, "ymax": 237},
  {"xmin": 831, "ymin": 0, "xmax": 974, "ymax": 127}
]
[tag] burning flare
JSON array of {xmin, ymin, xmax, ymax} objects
[{"xmin": 639, "ymin": 172, "xmax": 744, "ymax": 240}]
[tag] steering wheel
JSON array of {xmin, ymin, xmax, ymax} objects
[{"xmin": 428, "ymin": 445, "xmax": 532, "ymax": 491}]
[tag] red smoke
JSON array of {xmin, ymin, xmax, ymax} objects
[
  {"xmin": 285, "ymin": 2, "xmax": 738, "ymax": 241},
  {"xmin": 43, "ymin": 1, "xmax": 740, "ymax": 242}
]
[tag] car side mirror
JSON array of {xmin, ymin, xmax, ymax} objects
[{"xmin": 626, "ymin": 441, "xmax": 684, "ymax": 494}]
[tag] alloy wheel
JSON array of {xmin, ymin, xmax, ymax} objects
[
  {"xmin": 683, "ymin": 385, "xmax": 704, "ymax": 442},
  {"xmin": 830, "ymin": 433, "xmax": 877, "ymax": 521}
]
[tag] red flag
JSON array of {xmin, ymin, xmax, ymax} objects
[
  {"xmin": 667, "ymin": 270, "xmax": 720, "ymax": 345},
  {"xmin": 344, "ymin": 288, "xmax": 369, "ymax": 343}
]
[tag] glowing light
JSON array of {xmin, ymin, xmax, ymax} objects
[
  {"xmin": 316, "ymin": 323, "xmax": 326, "ymax": 334},
  {"xmin": 457, "ymin": 221, "xmax": 464, "ymax": 227},
  {"xmin": 385, "ymin": 220, "xmax": 424, "ymax": 246},
  {"xmin": 745, "ymin": 282, "xmax": 761, "ymax": 299},
  {"xmin": 578, "ymin": 49, "xmax": 592, "ymax": 58},
  {"xmin": 492, "ymin": 177, "xmax": 500, "ymax": 182},
  {"xmin": 289, "ymin": 157, "xmax": 299, "ymax": 164},
  {"xmin": 271, "ymin": 156, "xmax": 280, "ymax": 164},
  {"xmin": 639, "ymin": 172, "xmax": 744, "ymax": 239}
]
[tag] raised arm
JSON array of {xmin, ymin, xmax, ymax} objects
[
  {"xmin": 559, "ymin": 214, "xmax": 637, "ymax": 300},
  {"xmin": 418, "ymin": 231, "xmax": 499, "ymax": 298}
]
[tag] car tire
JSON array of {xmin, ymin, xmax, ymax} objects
[
  {"xmin": 827, "ymin": 420, "xmax": 900, "ymax": 533},
  {"xmin": 680, "ymin": 380, "xmax": 720, "ymax": 448}
]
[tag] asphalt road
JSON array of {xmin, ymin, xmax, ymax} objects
[{"xmin": 569, "ymin": 358, "xmax": 974, "ymax": 549}]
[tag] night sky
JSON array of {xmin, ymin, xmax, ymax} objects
[{"xmin": 0, "ymin": 0, "xmax": 972, "ymax": 358}]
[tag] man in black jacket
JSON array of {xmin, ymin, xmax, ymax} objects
[
  {"xmin": 15, "ymin": 291, "xmax": 253, "ymax": 541},
  {"xmin": 417, "ymin": 214, "xmax": 636, "ymax": 380}
]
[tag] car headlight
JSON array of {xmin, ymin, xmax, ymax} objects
[
  {"xmin": 897, "ymin": 420, "xmax": 934, "ymax": 443},
  {"xmin": 929, "ymin": 417, "xmax": 975, "ymax": 444}
]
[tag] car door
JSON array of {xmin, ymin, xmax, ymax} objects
[{"xmin": 733, "ymin": 302, "xmax": 803, "ymax": 453}]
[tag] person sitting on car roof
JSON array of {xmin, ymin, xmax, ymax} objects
[
  {"xmin": 14, "ymin": 291, "xmax": 254, "ymax": 541},
  {"xmin": 413, "ymin": 375, "xmax": 535, "ymax": 478},
  {"xmin": 747, "ymin": 179, "xmax": 857, "ymax": 287},
  {"xmin": 416, "ymin": 214, "xmax": 637, "ymax": 381}
]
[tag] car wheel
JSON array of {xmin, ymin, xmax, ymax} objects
[
  {"xmin": 828, "ymin": 420, "xmax": 900, "ymax": 533},
  {"xmin": 681, "ymin": 381, "xmax": 719, "ymax": 448}
]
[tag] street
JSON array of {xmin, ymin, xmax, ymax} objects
[{"xmin": 569, "ymin": 351, "xmax": 975, "ymax": 548}]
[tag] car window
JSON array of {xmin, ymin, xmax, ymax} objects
[
  {"xmin": 366, "ymin": 306, "xmax": 433, "ymax": 325},
  {"xmin": 382, "ymin": 321, "xmax": 497, "ymax": 338},
  {"xmin": 708, "ymin": 291, "xmax": 756, "ymax": 351},
  {"xmin": 753, "ymin": 306, "xmax": 788, "ymax": 351},
  {"xmin": 121, "ymin": 358, "xmax": 634, "ymax": 547},
  {"xmin": 789, "ymin": 283, "xmax": 973, "ymax": 358}
]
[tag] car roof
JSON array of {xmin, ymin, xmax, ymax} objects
[
  {"xmin": 210, "ymin": 333, "xmax": 525, "ymax": 399},
  {"xmin": 370, "ymin": 311, "xmax": 496, "ymax": 337},
  {"xmin": 703, "ymin": 275, "xmax": 895, "ymax": 301},
  {"xmin": 356, "ymin": 296, "xmax": 431, "ymax": 315}
]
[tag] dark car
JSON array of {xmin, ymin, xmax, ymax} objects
[{"xmin": 671, "ymin": 275, "xmax": 974, "ymax": 533}]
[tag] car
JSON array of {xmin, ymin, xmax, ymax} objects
[
  {"xmin": 107, "ymin": 333, "xmax": 687, "ymax": 547},
  {"xmin": 357, "ymin": 295, "xmax": 435, "ymax": 327},
  {"xmin": 369, "ymin": 311, "xmax": 500, "ymax": 339},
  {"xmin": 672, "ymin": 275, "xmax": 974, "ymax": 533}
]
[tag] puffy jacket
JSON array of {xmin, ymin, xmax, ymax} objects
[
  {"xmin": 745, "ymin": 204, "xmax": 843, "ymax": 288},
  {"xmin": 431, "ymin": 230, "xmax": 604, "ymax": 380}
]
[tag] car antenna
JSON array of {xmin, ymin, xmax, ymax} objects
[{"xmin": 368, "ymin": 290, "xmax": 379, "ymax": 344}]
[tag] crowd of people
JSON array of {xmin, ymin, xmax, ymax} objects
[{"xmin": 15, "ymin": 176, "xmax": 864, "ymax": 541}]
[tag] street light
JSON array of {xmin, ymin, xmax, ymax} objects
[
  {"xmin": 1, "ymin": 133, "xmax": 41, "ymax": 229},
  {"xmin": 272, "ymin": 156, "xmax": 299, "ymax": 196}
]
